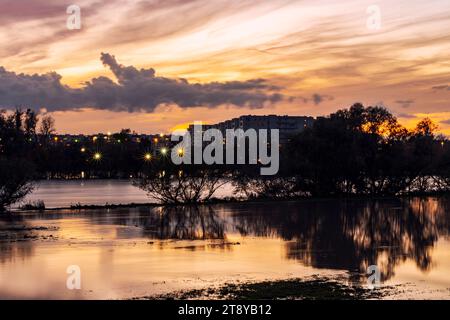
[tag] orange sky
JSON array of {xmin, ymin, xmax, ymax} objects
[{"xmin": 0, "ymin": 0, "xmax": 449, "ymax": 134}]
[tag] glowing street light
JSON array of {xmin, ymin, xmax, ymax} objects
[
  {"xmin": 161, "ymin": 148, "xmax": 168, "ymax": 156},
  {"xmin": 93, "ymin": 152, "xmax": 102, "ymax": 160},
  {"xmin": 144, "ymin": 153, "xmax": 152, "ymax": 161},
  {"xmin": 80, "ymin": 147, "xmax": 86, "ymax": 153}
]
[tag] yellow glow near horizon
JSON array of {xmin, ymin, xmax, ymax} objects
[{"xmin": 1, "ymin": 1, "xmax": 449, "ymax": 136}]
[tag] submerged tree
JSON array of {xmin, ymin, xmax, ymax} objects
[
  {"xmin": 0, "ymin": 110, "xmax": 37, "ymax": 212},
  {"xmin": 282, "ymin": 104, "xmax": 446, "ymax": 197},
  {"xmin": 134, "ymin": 158, "xmax": 232, "ymax": 204},
  {"xmin": 0, "ymin": 158, "xmax": 35, "ymax": 212}
]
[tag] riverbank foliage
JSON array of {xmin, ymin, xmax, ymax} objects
[
  {"xmin": 1, "ymin": 104, "xmax": 450, "ymax": 207},
  {"xmin": 254, "ymin": 104, "xmax": 450, "ymax": 198}
]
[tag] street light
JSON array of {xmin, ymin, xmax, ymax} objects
[{"xmin": 93, "ymin": 152, "xmax": 102, "ymax": 160}]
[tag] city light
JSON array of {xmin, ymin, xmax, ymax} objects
[
  {"xmin": 161, "ymin": 148, "xmax": 168, "ymax": 155},
  {"xmin": 177, "ymin": 148, "xmax": 184, "ymax": 156},
  {"xmin": 144, "ymin": 153, "xmax": 152, "ymax": 161},
  {"xmin": 93, "ymin": 152, "xmax": 102, "ymax": 160},
  {"xmin": 80, "ymin": 147, "xmax": 86, "ymax": 153}
]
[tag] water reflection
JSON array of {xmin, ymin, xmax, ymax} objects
[
  {"xmin": 119, "ymin": 206, "xmax": 226, "ymax": 240},
  {"xmin": 1, "ymin": 196, "xmax": 450, "ymax": 298},
  {"xmin": 0, "ymin": 214, "xmax": 36, "ymax": 264},
  {"xmin": 230, "ymin": 198, "xmax": 450, "ymax": 281},
  {"xmin": 74, "ymin": 198, "xmax": 450, "ymax": 280}
]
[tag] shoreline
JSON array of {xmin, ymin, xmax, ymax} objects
[
  {"xmin": 12, "ymin": 192, "xmax": 450, "ymax": 213},
  {"xmin": 132, "ymin": 276, "xmax": 398, "ymax": 300}
]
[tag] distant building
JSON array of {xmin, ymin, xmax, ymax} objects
[{"xmin": 189, "ymin": 115, "xmax": 315, "ymax": 144}]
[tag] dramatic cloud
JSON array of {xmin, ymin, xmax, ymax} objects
[
  {"xmin": 395, "ymin": 100, "xmax": 415, "ymax": 109},
  {"xmin": 0, "ymin": 53, "xmax": 284, "ymax": 112},
  {"xmin": 1, "ymin": 0, "xmax": 449, "ymax": 134}
]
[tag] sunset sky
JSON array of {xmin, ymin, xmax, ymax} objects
[{"xmin": 0, "ymin": 0, "xmax": 449, "ymax": 134}]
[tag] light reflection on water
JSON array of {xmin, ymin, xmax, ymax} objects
[{"xmin": 1, "ymin": 197, "xmax": 450, "ymax": 299}]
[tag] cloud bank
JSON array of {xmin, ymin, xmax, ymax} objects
[{"xmin": 0, "ymin": 53, "xmax": 284, "ymax": 112}]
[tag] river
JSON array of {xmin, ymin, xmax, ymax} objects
[
  {"xmin": 21, "ymin": 180, "xmax": 235, "ymax": 208},
  {"xmin": 1, "ymin": 191, "xmax": 450, "ymax": 299}
]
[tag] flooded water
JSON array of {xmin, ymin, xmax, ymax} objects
[
  {"xmin": 23, "ymin": 180, "xmax": 150, "ymax": 208},
  {"xmin": 22, "ymin": 180, "xmax": 235, "ymax": 208},
  {"xmin": 1, "ymin": 197, "xmax": 450, "ymax": 299}
]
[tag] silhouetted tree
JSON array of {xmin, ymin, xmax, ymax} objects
[{"xmin": 39, "ymin": 115, "xmax": 56, "ymax": 138}]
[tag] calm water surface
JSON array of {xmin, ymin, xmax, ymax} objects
[
  {"xmin": 22, "ymin": 180, "xmax": 234, "ymax": 208},
  {"xmin": 2, "ymin": 195, "xmax": 450, "ymax": 299}
]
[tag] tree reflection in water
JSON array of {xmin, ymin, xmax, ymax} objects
[
  {"xmin": 142, "ymin": 206, "xmax": 226, "ymax": 240},
  {"xmin": 230, "ymin": 197, "xmax": 450, "ymax": 281},
  {"xmin": 0, "ymin": 214, "xmax": 35, "ymax": 263},
  {"xmin": 109, "ymin": 197, "xmax": 450, "ymax": 281},
  {"xmin": 91, "ymin": 205, "xmax": 227, "ymax": 241},
  {"xmin": 1, "ymin": 197, "xmax": 449, "ymax": 282}
]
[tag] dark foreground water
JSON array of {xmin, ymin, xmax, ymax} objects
[{"xmin": 1, "ymin": 197, "xmax": 450, "ymax": 299}]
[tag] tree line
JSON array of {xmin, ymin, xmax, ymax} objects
[
  {"xmin": 1, "ymin": 104, "xmax": 450, "ymax": 211},
  {"xmin": 236, "ymin": 103, "xmax": 450, "ymax": 199}
]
